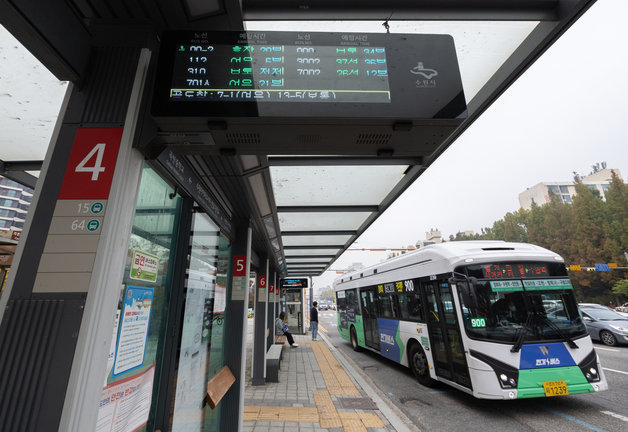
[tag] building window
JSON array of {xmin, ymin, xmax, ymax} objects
[
  {"xmin": 548, "ymin": 185, "xmax": 560, "ymax": 194},
  {"xmin": 559, "ymin": 185, "xmax": 569, "ymax": 194},
  {"xmin": 562, "ymin": 195, "xmax": 572, "ymax": 203}
]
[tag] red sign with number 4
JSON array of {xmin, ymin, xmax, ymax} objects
[{"xmin": 58, "ymin": 128, "xmax": 123, "ymax": 200}]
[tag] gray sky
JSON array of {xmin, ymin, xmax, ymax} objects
[
  {"xmin": 312, "ymin": 0, "xmax": 628, "ymax": 289},
  {"xmin": 1, "ymin": 1, "xmax": 626, "ymax": 291}
]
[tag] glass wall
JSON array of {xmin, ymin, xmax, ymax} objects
[
  {"xmin": 169, "ymin": 209, "xmax": 231, "ymax": 432},
  {"xmin": 98, "ymin": 164, "xmax": 183, "ymax": 432}
]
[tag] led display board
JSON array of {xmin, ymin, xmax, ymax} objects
[
  {"xmin": 152, "ymin": 30, "xmax": 466, "ymax": 120},
  {"xmin": 151, "ymin": 30, "xmax": 466, "ymax": 155},
  {"xmin": 280, "ymin": 278, "xmax": 309, "ymax": 289}
]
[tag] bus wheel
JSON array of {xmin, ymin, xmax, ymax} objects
[
  {"xmin": 409, "ymin": 343, "xmax": 435, "ymax": 387},
  {"xmin": 350, "ymin": 326, "xmax": 361, "ymax": 352}
]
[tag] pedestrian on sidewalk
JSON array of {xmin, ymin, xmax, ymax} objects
[
  {"xmin": 275, "ymin": 312, "xmax": 298, "ymax": 347},
  {"xmin": 311, "ymin": 301, "xmax": 319, "ymax": 341}
]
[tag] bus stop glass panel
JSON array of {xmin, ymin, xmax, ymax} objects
[{"xmin": 285, "ymin": 288, "xmax": 303, "ymax": 334}]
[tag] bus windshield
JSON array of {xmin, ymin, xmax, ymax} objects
[{"xmin": 459, "ymin": 279, "xmax": 588, "ymax": 343}]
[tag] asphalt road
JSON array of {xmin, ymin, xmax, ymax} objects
[{"xmin": 318, "ymin": 309, "xmax": 628, "ymax": 432}]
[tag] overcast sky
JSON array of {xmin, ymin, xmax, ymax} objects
[
  {"xmin": 310, "ymin": 0, "xmax": 628, "ymax": 289},
  {"xmin": 1, "ymin": 1, "xmax": 626, "ymax": 291}
]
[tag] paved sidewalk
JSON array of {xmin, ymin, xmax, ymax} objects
[{"xmin": 243, "ymin": 323, "xmax": 398, "ymax": 432}]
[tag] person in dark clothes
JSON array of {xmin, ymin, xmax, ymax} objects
[
  {"xmin": 311, "ymin": 301, "xmax": 319, "ymax": 341},
  {"xmin": 275, "ymin": 312, "xmax": 298, "ymax": 347}
]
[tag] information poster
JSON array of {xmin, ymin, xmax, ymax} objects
[
  {"xmin": 130, "ymin": 250, "xmax": 159, "ymax": 283},
  {"xmin": 96, "ymin": 365, "xmax": 155, "ymax": 432},
  {"xmin": 113, "ymin": 286, "xmax": 154, "ymax": 376}
]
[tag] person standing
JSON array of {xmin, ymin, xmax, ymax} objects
[
  {"xmin": 311, "ymin": 301, "xmax": 319, "ymax": 341},
  {"xmin": 275, "ymin": 312, "xmax": 298, "ymax": 347}
]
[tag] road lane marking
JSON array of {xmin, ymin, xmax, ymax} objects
[
  {"xmin": 543, "ymin": 407, "xmax": 608, "ymax": 432},
  {"xmin": 602, "ymin": 367, "xmax": 628, "ymax": 375},
  {"xmin": 596, "ymin": 347, "xmax": 619, "ymax": 352},
  {"xmin": 601, "ymin": 411, "xmax": 628, "ymax": 422}
]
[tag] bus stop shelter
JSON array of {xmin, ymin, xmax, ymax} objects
[{"xmin": 0, "ymin": 1, "xmax": 596, "ymax": 431}]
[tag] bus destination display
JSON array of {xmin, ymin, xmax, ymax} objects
[
  {"xmin": 482, "ymin": 263, "xmax": 549, "ymax": 280},
  {"xmin": 171, "ymin": 41, "xmax": 391, "ymax": 103}
]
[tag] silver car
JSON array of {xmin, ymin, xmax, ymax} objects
[{"xmin": 580, "ymin": 306, "xmax": 628, "ymax": 346}]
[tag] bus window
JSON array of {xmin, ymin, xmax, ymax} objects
[
  {"xmin": 439, "ymin": 285, "xmax": 456, "ymax": 325},
  {"xmin": 378, "ymin": 293, "xmax": 397, "ymax": 319},
  {"xmin": 425, "ymin": 283, "xmax": 439, "ymax": 323},
  {"xmin": 398, "ymin": 292, "xmax": 423, "ymax": 322},
  {"xmin": 336, "ymin": 293, "xmax": 346, "ymax": 311},
  {"xmin": 346, "ymin": 289, "xmax": 357, "ymax": 309}
]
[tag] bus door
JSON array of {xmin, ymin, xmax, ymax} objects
[
  {"xmin": 360, "ymin": 288, "xmax": 380, "ymax": 350},
  {"xmin": 424, "ymin": 280, "xmax": 471, "ymax": 389}
]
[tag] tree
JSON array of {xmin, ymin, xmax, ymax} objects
[{"xmin": 612, "ymin": 279, "xmax": 628, "ymax": 297}]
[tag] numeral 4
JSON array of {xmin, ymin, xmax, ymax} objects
[{"xmin": 75, "ymin": 143, "xmax": 106, "ymax": 181}]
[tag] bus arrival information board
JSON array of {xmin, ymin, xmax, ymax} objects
[
  {"xmin": 171, "ymin": 40, "xmax": 390, "ymax": 103},
  {"xmin": 153, "ymin": 30, "xmax": 466, "ymax": 120}
]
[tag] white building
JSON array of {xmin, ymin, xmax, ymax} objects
[
  {"xmin": 518, "ymin": 169, "xmax": 623, "ymax": 210},
  {"xmin": 0, "ymin": 175, "xmax": 33, "ymax": 239},
  {"xmin": 416, "ymin": 228, "xmax": 443, "ymax": 248}
]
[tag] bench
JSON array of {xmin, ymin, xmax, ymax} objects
[
  {"xmin": 275, "ymin": 334, "xmax": 287, "ymax": 345},
  {"xmin": 266, "ymin": 343, "xmax": 284, "ymax": 382}
]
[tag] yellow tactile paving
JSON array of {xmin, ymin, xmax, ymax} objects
[
  {"xmin": 341, "ymin": 415, "xmax": 368, "ymax": 432},
  {"xmin": 243, "ymin": 406, "xmax": 260, "ymax": 421},
  {"xmin": 319, "ymin": 324, "xmax": 328, "ymax": 333},
  {"xmin": 356, "ymin": 412, "xmax": 386, "ymax": 428},
  {"xmin": 312, "ymin": 342, "xmax": 361, "ymax": 396},
  {"xmin": 244, "ymin": 338, "xmax": 389, "ymax": 430},
  {"xmin": 278, "ymin": 406, "xmax": 300, "ymax": 422},
  {"xmin": 258, "ymin": 406, "xmax": 280, "ymax": 421},
  {"xmin": 298, "ymin": 406, "xmax": 320, "ymax": 422},
  {"xmin": 314, "ymin": 390, "xmax": 343, "ymax": 428}
]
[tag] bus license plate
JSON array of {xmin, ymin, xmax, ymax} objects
[{"xmin": 543, "ymin": 380, "xmax": 569, "ymax": 397}]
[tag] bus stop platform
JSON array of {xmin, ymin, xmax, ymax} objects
[{"xmin": 244, "ymin": 321, "xmax": 412, "ymax": 432}]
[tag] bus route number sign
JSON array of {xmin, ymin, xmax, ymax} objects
[{"xmin": 471, "ymin": 318, "xmax": 486, "ymax": 328}]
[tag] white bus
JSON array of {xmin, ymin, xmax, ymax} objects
[{"xmin": 334, "ymin": 241, "xmax": 608, "ymax": 399}]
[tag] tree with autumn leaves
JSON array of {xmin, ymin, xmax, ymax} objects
[{"xmin": 451, "ymin": 171, "xmax": 628, "ymax": 304}]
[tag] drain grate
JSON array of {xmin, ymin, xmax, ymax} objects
[{"xmin": 337, "ymin": 397, "xmax": 377, "ymax": 410}]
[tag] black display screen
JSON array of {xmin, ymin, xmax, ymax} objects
[
  {"xmin": 171, "ymin": 43, "xmax": 391, "ymax": 103},
  {"xmin": 152, "ymin": 31, "xmax": 467, "ymax": 119},
  {"xmin": 280, "ymin": 278, "xmax": 309, "ymax": 288},
  {"xmin": 481, "ymin": 263, "xmax": 550, "ymax": 279}
]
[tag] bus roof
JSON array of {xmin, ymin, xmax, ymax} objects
[{"xmin": 334, "ymin": 241, "xmax": 562, "ymax": 288}]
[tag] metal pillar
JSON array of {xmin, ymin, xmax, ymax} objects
[
  {"xmin": 251, "ymin": 257, "xmax": 269, "ymax": 386},
  {"xmin": 0, "ymin": 47, "xmax": 149, "ymax": 432},
  {"xmin": 266, "ymin": 271, "xmax": 276, "ymax": 350},
  {"xmin": 220, "ymin": 223, "xmax": 252, "ymax": 432}
]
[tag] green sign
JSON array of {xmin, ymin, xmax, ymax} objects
[
  {"xmin": 130, "ymin": 250, "xmax": 160, "ymax": 283},
  {"xmin": 490, "ymin": 280, "xmax": 523, "ymax": 292},
  {"xmin": 91, "ymin": 202, "xmax": 104, "ymax": 214},
  {"xmin": 523, "ymin": 279, "xmax": 573, "ymax": 290},
  {"xmin": 87, "ymin": 219, "xmax": 100, "ymax": 231},
  {"xmin": 471, "ymin": 318, "xmax": 486, "ymax": 328}
]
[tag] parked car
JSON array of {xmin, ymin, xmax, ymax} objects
[
  {"xmin": 330, "ymin": 304, "xmax": 336, "ymax": 310},
  {"xmin": 580, "ymin": 306, "xmax": 628, "ymax": 346},
  {"xmin": 248, "ymin": 308, "xmax": 254, "ymax": 318},
  {"xmin": 319, "ymin": 303, "xmax": 329, "ymax": 311},
  {"xmin": 616, "ymin": 302, "xmax": 628, "ymax": 313},
  {"xmin": 579, "ymin": 303, "xmax": 628, "ymax": 318}
]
